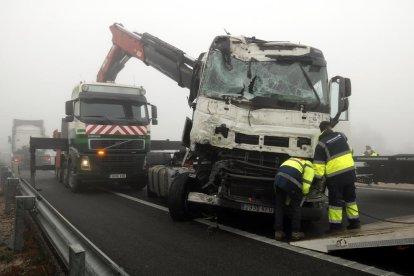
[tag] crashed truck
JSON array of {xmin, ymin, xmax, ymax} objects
[{"xmin": 97, "ymin": 23, "xmax": 352, "ymax": 221}]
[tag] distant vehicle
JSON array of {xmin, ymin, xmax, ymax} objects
[
  {"xmin": 9, "ymin": 119, "xmax": 45, "ymax": 168},
  {"xmin": 37, "ymin": 149, "xmax": 56, "ymax": 166}
]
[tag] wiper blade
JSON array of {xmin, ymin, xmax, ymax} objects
[{"xmin": 299, "ymin": 65, "xmax": 321, "ymax": 109}]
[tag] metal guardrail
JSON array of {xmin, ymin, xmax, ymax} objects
[{"xmin": 1, "ymin": 165, "xmax": 128, "ymax": 276}]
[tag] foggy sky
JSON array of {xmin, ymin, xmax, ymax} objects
[{"xmin": 1, "ymin": 0, "xmax": 413, "ymax": 160}]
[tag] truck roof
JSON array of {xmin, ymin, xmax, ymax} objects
[
  {"xmin": 211, "ymin": 35, "xmax": 326, "ymax": 65},
  {"xmin": 71, "ymin": 81, "xmax": 146, "ymax": 99}
]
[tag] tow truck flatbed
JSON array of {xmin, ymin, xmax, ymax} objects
[{"xmin": 291, "ymin": 215, "xmax": 414, "ymax": 253}]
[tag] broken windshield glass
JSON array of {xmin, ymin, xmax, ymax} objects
[{"xmin": 200, "ymin": 50, "xmax": 328, "ymax": 110}]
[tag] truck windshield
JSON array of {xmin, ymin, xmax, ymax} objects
[
  {"xmin": 80, "ymin": 100, "xmax": 149, "ymax": 123},
  {"xmin": 200, "ymin": 50, "xmax": 328, "ymax": 111}
]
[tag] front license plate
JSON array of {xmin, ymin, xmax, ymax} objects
[
  {"xmin": 109, "ymin": 174, "xmax": 127, "ymax": 179},
  {"xmin": 241, "ymin": 203, "xmax": 274, "ymax": 214}
]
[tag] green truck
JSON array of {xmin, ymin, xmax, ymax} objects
[{"xmin": 56, "ymin": 81, "xmax": 158, "ymax": 192}]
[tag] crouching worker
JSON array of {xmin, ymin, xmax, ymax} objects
[{"xmin": 274, "ymin": 157, "xmax": 314, "ymax": 241}]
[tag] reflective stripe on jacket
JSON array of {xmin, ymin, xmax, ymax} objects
[
  {"xmin": 313, "ymin": 129, "xmax": 355, "ymax": 179},
  {"xmin": 277, "ymin": 158, "xmax": 314, "ymax": 195}
]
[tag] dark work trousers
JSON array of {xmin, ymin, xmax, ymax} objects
[
  {"xmin": 326, "ymin": 170, "xmax": 360, "ymax": 229},
  {"xmin": 274, "ymin": 186, "xmax": 302, "ymax": 232}
]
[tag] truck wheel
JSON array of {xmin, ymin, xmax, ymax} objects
[
  {"xmin": 68, "ymin": 163, "xmax": 81, "ymax": 193},
  {"xmin": 168, "ymin": 172, "xmax": 195, "ymax": 221}
]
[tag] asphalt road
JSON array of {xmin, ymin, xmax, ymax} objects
[{"xmin": 21, "ymin": 170, "xmax": 414, "ymax": 275}]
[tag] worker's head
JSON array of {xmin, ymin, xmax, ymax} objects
[
  {"xmin": 319, "ymin": 121, "xmax": 331, "ymax": 132},
  {"xmin": 366, "ymin": 145, "xmax": 371, "ymax": 150}
]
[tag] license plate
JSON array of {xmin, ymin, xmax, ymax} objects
[
  {"xmin": 241, "ymin": 203, "xmax": 274, "ymax": 214},
  {"xmin": 109, "ymin": 174, "xmax": 127, "ymax": 179}
]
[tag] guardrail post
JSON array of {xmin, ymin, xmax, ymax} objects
[
  {"xmin": 9, "ymin": 196, "xmax": 35, "ymax": 251},
  {"xmin": 0, "ymin": 166, "xmax": 12, "ymax": 193},
  {"xmin": 5, "ymin": 177, "xmax": 19, "ymax": 214},
  {"xmin": 69, "ymin": 244, "xmax": 86, "ymax": 276}
]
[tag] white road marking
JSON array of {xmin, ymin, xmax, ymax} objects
[
  {"xmin": 357, "ymin": 186, "xmax": 414, "ymax": 193},
  {"xmin": 108, "ymin": 190, "xmax": 398, "ymax": 276},
  {"xmin": 111, "ymin": 191, "xmax": 169, "ymax": 212}
]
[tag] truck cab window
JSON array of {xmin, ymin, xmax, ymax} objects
[
  {"xmin": 74, "ymin": 100, "xmax": 80, "ymax": 117},
  {"xmin": 132, "ymin": 104, "xmax": 148, "ymax": 120}
]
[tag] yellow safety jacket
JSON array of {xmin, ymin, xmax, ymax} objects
[
  {"xmin": 278, "ymin": 158, "xmax": 315, "ymax": 195},
  {"xmin": 313, "ymin": 129, "xmax": 355, "ymax": 179}
]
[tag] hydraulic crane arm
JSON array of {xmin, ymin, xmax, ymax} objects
[{"xmin": 97, "ymin": 23, "xmax": 196, "ymax": 90}]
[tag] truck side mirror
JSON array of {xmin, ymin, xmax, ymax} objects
[
  {"xmin": 329, "ymin": 76, "xmax": 351, "ymax": 126},
  {"xmin": 344, "ymin": 78, "xmax": 351, "ymax": 97},
  {"xmin": 65, "ymin": 100, "xmax": 74, "ymax": 116},
  {"xmin": 151, "ymin": 104, "xmax": 158, "ymax": 125},
  {"xmin": 181, "ymin": 117, "xmax": 192, "ymax": 148},
  {"xmin": 65, "ymin": 115, "xmax": 74, "ymax": 122}
]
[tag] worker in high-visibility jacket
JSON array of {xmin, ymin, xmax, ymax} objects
[
  {"xmin": 313, "ymin": 121, "xmax": 360, "ymax": 233},
  {"xmin": 274, "ymin": 157, "xmax": 314, "ymax": 241},
  {"xmin": 364, "ymin": 145, "xmax": 379, "ymax": 156}
]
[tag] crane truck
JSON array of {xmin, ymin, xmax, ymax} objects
[
  {"xmin": 98, "ymin": 23, "xmax": 351, "ymax": 221},
  {"xmin": 52, "ymin": 81, "xmax": 158, "ymax": 192}
]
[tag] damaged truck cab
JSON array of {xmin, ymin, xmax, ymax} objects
[
  {"xmin": 97, "ymin": 23, "xmax": 351, "ymax": 220},
  {"xmin": 177, "ymin": 35, "xmax": 351, "ymax": 220}
]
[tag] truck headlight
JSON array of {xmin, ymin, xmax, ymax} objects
[{"xmin": 80, "ymin": 156, "xmax": 91, "ymax": 171}]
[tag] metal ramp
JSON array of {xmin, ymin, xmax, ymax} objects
[{"xmin": 290, "ymin": 215, "xmax": 414, "ymax": 253}]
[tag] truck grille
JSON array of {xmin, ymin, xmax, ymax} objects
[
  {"xmin": 235, "ymin": 133, "xmax": 289, "ymax": 148},
  {"xmin": 235, "ymin": 133, "xmax": 259, "ymax": 145},
  {"xmin": 226, "ymin": 176, "xmax": 275, "ymax": 202},
  {"xmin": 89, "ymin": 139, "xmax": 144, "ymax": 150},
  {"xmin": 99, "ymin": 154, "xmax": 144, "ymax": 174},
  {"xmin": 263, "ymin": 136, "xmax": 289, "ymax": 147}
]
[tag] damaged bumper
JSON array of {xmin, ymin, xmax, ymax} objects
[{"xmin": 187, "ymin": 192, "xmax": 324, "ymax": 220}]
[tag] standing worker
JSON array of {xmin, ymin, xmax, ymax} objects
[
  {"xmin": 364, "ymin": 145, "xmax": 379, "ymax": 156},
  {"xmin": 313, "ymin": 121, "xmax": 360, "ymax": 233},
  {"xmin": 274, "ymin": 157, "xmax": 314, "ymax": 241}
]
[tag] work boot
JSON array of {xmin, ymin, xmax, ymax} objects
[
  {"xmin": 274, "ymin": 231, "xmax": 286, "ymax": 241},
  {"xmin": 347, "ymin": 221, "xmax": 361, "ymax": 230},
  {"xmin": 291, "ymin": 231, "xmax": 305, "ymax": 241}
]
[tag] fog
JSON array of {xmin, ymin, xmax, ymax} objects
[{"xmin": 1, "ymin": 0, "xmax": 413, "ymax": 161}]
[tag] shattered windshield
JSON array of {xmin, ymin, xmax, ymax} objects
[{"xmin": 200, "ymin": 50, "xmax": 328, "ymax": 110}]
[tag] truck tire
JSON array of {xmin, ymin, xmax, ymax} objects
[
  {"xmin": 68, "ymin": 162, "xmax": 81, "ymax": 193},
  {"xmin": 168, "ymin": 172, "xmax": 195, "ymax": 221}
]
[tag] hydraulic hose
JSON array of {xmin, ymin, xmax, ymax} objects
[{"xmin": 311, "ymin": 186, "xmax": 414, "ymax": 225}]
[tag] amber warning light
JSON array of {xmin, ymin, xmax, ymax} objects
[{"xmin": 97, "ymin": 150, "xmax": 106, "ymax": 156}]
